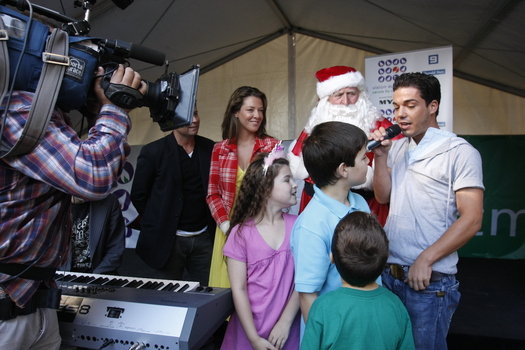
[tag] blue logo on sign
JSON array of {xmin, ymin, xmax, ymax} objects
[
  {"xmin": 382, "ymin": 109, "xmax": 394, "ymax": 116},
  {"xmin": 376, "ymin": 57, "xmax": 408, "ymax": 83},
  {"xmin": 429, "ymin": 54, "xmax": 439, "ymax": 64}
]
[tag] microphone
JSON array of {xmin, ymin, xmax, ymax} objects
[
  {"xmin": 128, "ymin": 42, "xmax": 166, "ymax": 66},
  {"xmin": 367, "ymin": 124, "xmax": 402, "ymax": 151},
  {"xmin": 100, "ymin": 39, "xmax": 166, "ymax": 66}
]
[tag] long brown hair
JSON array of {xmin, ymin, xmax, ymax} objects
[
  {"xmin": 221, "ymin": 86, "xmax": 270, "ymax": 141},
  {"xmin": 226, "ymin": 153, "xmax": 289, "ymax": 238}
]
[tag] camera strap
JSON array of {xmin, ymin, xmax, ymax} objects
[
  {"xmin": 0, "ymin": 16, "xmax": 10, "ymax": 111},
  {"xmin": 0, "ymin": 28, "xmax": 69, "ymax": 158}
]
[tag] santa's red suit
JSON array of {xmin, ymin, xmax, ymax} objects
[{"xmin": 288, "ymin": 66, "xmax": 401, "ymax": 225}]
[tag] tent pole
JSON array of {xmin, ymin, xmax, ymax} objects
[{"xmin": 288, "ymin": 31, "xmax": 297, "ymax": 139}]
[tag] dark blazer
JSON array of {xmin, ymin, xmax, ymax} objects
[
  {"xmin": 89, "ymin": 194, "xmax": 126, "ymax": 274},
  {"xmin": 63, "ymin": 194, "xmax": 125, "ymax": 275},
  {"xmin": 131, "ymin": 134, "xmax": 216, "ymax": 269}
]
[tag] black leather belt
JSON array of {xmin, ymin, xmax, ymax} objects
[
  {"xmin": 0, "ymin": 263, "xmax": 60, "ymax": 320},
  {"xmin": 388, "ymin": 264, "xmax": 444, "ymax": 282},
  {"xmin": 0, "ymin": 263, "xmax": 56, "ymax": 281},
  {"xmin": 0, "ymin": 287, "xmax": 62, "ymax": 320}
]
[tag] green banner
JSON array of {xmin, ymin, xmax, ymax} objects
[{"xmin": 458, "ymin": 135, "xmax": 525, "ymax": 259}]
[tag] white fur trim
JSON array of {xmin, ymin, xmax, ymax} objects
[
  {"xmin": 316, "ymin": 71, "xmax": 367, "ymax": 99},
  {"xmin": 219, "ymin": 221, "xmax": 230, "ymax": 234},
  {"xmin": 288, "ymin": 147, "xmax": 310, "ymax": 181}
]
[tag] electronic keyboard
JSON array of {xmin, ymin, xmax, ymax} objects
[{"xmin": 56, "ymin": 272, "xmax": 233, "ymax": 350}]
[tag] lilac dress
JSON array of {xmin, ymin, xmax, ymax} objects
[{"xmin": 221, "ymin": 213, "xmax": 300, "ymax": 350}]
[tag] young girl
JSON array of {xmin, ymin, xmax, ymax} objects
[{"xmin": 221, "ymin": 145, "xmax": 300, "ymax": 350}]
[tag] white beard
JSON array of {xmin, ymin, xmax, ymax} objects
[
  {"xmin": 304, "ymin": 92, "xmax": 383, "ymax": 134},
  {"xmin": 289, "ymin": 90, "xmax": 384, "ymax": 185}
]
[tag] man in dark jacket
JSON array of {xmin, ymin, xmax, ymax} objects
[
  {"xmin": 131, "ymin": 105, "xmax": 215, "ymax": 286},
  {"xmin": 64, "ymin": 193, "xmax": 125, "ymax": 276}
]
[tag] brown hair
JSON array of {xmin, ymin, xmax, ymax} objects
[
  {"xmin": 227, "ymin": 153, "xmax": 289, "ymax": 238},
  {"xmin": 332, "ymin": 211, "xmax": 389, "ymax": 287},
  {"xmin": 221, "ymin": 86, "xmax": 270, "ymax": 141}
]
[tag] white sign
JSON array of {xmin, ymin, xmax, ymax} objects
[{"xmin": 365, "ymin": 46, "xmax": 453, "ymax": 132}]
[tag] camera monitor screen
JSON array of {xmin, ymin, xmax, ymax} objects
[{"xmin": 167, "ymin": 65, "xmax": 200, "ymax": 131}]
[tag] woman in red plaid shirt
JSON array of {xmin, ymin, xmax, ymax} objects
[{"xmin": 207, "ymin": 86, "xmax": 279, "ymax": 288}]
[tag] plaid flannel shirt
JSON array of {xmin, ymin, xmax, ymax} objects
[
  {"xmin": 0, "ymin": 91, "xmax": 131, "ymax": 307},
  {"xmin": 206, "ymin": 137, "xmax": 279, "ymax": 226}
]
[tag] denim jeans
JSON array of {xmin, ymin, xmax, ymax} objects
[{"xmin": 382, "ymin": 266, "xmax": 460, "ymax": 350}]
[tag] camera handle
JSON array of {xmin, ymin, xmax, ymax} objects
[{"xmin": 100, "ymin": 76, "xmax": 146, "ymax": 110}]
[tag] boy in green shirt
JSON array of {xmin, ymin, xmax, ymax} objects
[{"xmin": 301, "ymin": 211, "xmax": 415, "ymax": 350}]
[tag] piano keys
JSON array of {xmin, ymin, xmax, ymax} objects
[{"xmin": 55, "ymin": 271, "xmax": 200, "ymax": 293}]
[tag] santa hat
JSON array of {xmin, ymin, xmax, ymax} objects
[{"xmin": 315, "ymin": 66, "xmax": 367, "ymax": 99}]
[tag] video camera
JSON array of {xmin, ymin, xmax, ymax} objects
[{"xmin": 0, "ymin": 0, "xmax": 198, "ymax": 132}]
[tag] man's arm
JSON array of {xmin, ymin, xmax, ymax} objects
[
  {"xmin": 4, "ymin": 65, "xmax": 146, "ymax": 200},
  {"xmin": 130, "ymin": 146, "xmax": 156, "ymax": 215},
  {"xmin": 407, "ymin": 187, "xmax": 484, "ymax": 291},
  {"xmin": 370, "ymin": 127, "xmax": 393, "ymax": 204},
  {"xmin": 92, "ymin": 195, "xmax": 126, "ymax": 274}
]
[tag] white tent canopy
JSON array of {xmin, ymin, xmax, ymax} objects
[
  {"xmin": 26, "ymin": 0, "xmax": 525, "ymax": 143},
  {"xmin": 129, "ymin": 34, "xmax": 525, "ymax": 145}
]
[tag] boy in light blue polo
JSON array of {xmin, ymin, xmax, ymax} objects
[{"xmin": 290, "ymin": 121, "xmax": 372, "ymax": 328}]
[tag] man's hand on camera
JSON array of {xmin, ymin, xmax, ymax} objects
[{"xmin": 94, "ymin": 65, "xmax": 147, "ymax": 114}]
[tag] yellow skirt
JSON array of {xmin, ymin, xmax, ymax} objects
[
  {"xmin": 208, "ymin": 225, "xmax": 230, "ymax": 288},
  {"xmin": 209, "ymin": 166, "xmax": 246, "ymax": 289}
]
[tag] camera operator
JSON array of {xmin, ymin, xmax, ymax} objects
[{"xmin": 0, "ymin": 62, "xmax": 146, "ymax": 349}]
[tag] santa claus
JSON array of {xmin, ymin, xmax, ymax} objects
[{"xmin": 288, "ymin": 65, "xmax": 399, "ymax": 224}]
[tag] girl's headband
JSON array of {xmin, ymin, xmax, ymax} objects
[{"xmin": 262, "ymin": 141, "xmax": 285, "ymax": 175}]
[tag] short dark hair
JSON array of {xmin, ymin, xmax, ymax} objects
[
  {"xmin": 302, "ymin": 121, "xmax": 366, "ymax": 188},
  {"xmin": 221, "ymin": 86, "xmax": 269, "ymax": 141},
  {"xmin": 331, "ymin": 211, "xmax": 389, "ymax": 287},
  {"xmin": 393, "ymin": 72, "xmax": 441, "ymax": 116}
]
